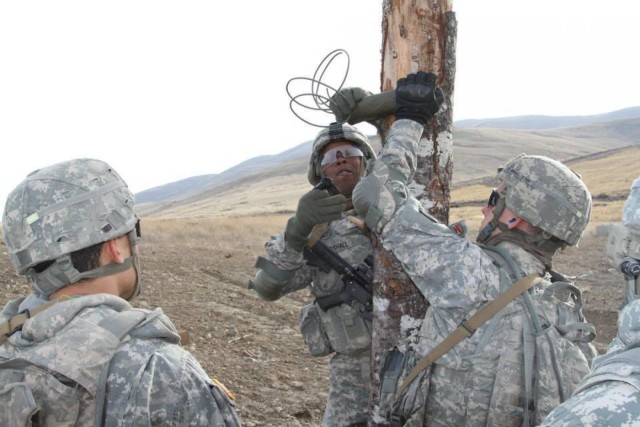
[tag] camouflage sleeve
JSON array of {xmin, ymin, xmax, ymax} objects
[
  {"xmin": 352, "ymin": 119, "xmax": 425, "ymax": 234},
  {"xmin": 250, "ymin": 229, "xmax": 314, "ymax": 300},
  {"xmin": 382, "ymin": 213, "xmax": 499, "ymax": 309},
  {"xmin": 539, "ymin": 381, "xmax": 640, "ymax": 426},
  {"xmin": 353, "ymin": 119, "xmax": 500, "ymax": 310},
  {"xmin": 118, "ymin": 345, "xmax": 242, "ymax": 426},
  {"xmin": 373, "ymin": 119, "xmax": 424, "ymax": 185}
]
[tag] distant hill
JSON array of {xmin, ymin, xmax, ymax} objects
[
  {"xmin": 455, "ymin": 106, "xmax": 640, "ymax": 130},
  {"xmin": 136, "ymin": 107, "xmax": 640, "ymax": 217},
  {"xmin": 136, "ymin": 140, "xmax": 312, "ymax": 204}
]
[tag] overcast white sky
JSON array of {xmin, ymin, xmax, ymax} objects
[{"xmin": 1, "ymin": 0, "xmax": 638, "ymax": 209}]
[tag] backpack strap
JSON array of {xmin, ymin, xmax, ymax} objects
[
  {"xmin": 483, "ymin": 245, "xmax": 570, "ymax": 417},
  {"xmin": 396, "ymin": 274, "xmax": 542, "ymax": 397},
  {"xmin": 0, "ymin": 301, "xmax": 57, "ymax": 345},
  {"xmin": 93, "ymin": 309, "xmax": 150, "ymax": 427}
]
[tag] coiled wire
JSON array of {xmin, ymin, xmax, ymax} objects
[{"xmin": 286, "ymin": 49, "xmax": 350, "ymax": 127}]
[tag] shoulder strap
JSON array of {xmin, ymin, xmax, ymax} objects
[
  {"xmin": 307, "ymin": 222, "xmax": 330, "ymax": 248},
  {"xmin": 0, "ymin": 301, "xmax": 57, "ymax": 345},
  {"xmin": 481, "ymin": 244, "xmax": 555, "ymax": 419},
  {"xmin": 396, "ymin": 274, "xmax": 542, "ymax": 397},
  {"xmin": 481, "ymin": 244, "xmax": 527, "ymax": 281},
  {"xmin": 93, "ymin": 309, "xmax": 150, "ymax": 427}
]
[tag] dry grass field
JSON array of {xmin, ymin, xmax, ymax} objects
[{"xmin": 1, "ymin": 146, "xmax": 638, "ymax": 426}]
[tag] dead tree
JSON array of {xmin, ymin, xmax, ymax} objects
[{"xmin": 369, "ymin": 1, "xmax": 457, "ymax": 425}]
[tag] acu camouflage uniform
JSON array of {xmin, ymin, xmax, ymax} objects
[
  {"xmin": 0, "ymin": 158, "xmax": 240, "ymax": 426},
  {"xmin": 351, "ymin": 119, "xmax": 597, "ymax": 426},
  {"xmin": 0, "ymin": 294, "xmax": 240, "ymax": 426},
  {"xmin": 252, "ymin": 209, "xmax": 373, "ymax": 426},
  {"xmin": 540, "ymin": 299, "xmax": 640, "ymax": 427},
  {"xmin": 251, "ymin": 124, "xmax": 375, "ymax": 426}
]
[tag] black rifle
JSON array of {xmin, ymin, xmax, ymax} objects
[
  {"xmin": 304, "ymin": 243, "xmax": 374, "ymax": 319},
  {"xmin": 314, "ymin": 176, "xmax": 341, "ymax": 196},
  {"xmin": 304, "ymin": 177, "xmax": 373, "ymax": 319}
]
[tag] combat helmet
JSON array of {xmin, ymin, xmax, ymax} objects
[
  {"xmin": 307, "ymin": 122, "xmax": 376, "ymax": 185},
  {"xmin": 497, "ymin": 154, "xmax": 591, "ymax": 246},
  {"xmin": 2, "ymin": 158, "xmax": 141, "ymax": 297}
]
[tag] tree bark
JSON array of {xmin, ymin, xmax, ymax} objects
[{"xmin": 369, "ymin": 1, "xmax": 457, "ymax": 425}]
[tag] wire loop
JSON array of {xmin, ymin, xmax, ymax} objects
[{"xmin": 286, "ymin": 49, "xmax": 350, "ymax": 127}]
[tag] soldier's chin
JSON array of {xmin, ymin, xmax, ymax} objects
[{"xmin": 334, "ymin": 178, "xmax": 357, "ymax": 196}]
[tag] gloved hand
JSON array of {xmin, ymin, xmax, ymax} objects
[
  {"xmin": 329, "ymin": 87, "xmax": 371, "ymax": 124},
  {"xmin": 395, "ymin": 71, "xmax": 444, "ymax": 125},
  {"xmin": 285, "ymin": 189, "xmax": 346, "ymax": 251}
]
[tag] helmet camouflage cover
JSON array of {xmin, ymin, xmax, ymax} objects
[
  {"xmin": 307, "ymin": 122, "xmax": 377, "ymax": 185},
  {"xmin": 499, "ymin": 154, "xmax": 591, "ymax": 246},
  {"xmin": 2, "ymin": 158, "xmax": 139, "ymax": 277}
]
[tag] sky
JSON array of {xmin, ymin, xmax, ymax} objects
[{"xmin": 1, "ymin": 0, "xmax": 639, "ymax": 210}]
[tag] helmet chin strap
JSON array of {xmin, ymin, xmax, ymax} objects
[
  {"xmin": 127, "ymin": 229, "xmax": 142, "ymax": 300},
  {"xmin": 476, "ymin": 198, "xmax": 509, "ymax": 244},
  {"xmin": 30, "ymin": 229, "xmax": 141, "ymax": 300}
]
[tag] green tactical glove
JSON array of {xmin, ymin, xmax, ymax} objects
[
  {"xmin": 285, "ymin": 189, "xmax": 346, "ymax": 252},
  {"xmin": 329, "ymin": 87, "xmax": 372, "ymax": 124}
]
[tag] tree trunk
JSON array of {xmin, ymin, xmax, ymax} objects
[{"xmin": 369, "ymin": 1, "xmax": 457, "ymax": 425}]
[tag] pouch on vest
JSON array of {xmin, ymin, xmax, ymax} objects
[
  {"xmin": 389, "ymin": 349, "xmax": 430, "ymax": 427},
  {"xmin": 316, "ymin": 302, "xmax": 372, "ymax": 355},
  {"xmin": 377, "ymin": 347, "xmax": 410, "ymax": 424},
  {"xmin": 299, "ymin": 303, "xmax": 333, "ymax": 357},
  {"xmin": 530, "ymin": 282, "xmax": 594, "ymax": 425},
  {"xmin": 541, "ymin": 280, "xmax": 598, "ymax": 365},
  {"xmin": 0, "ymin": 362, "xmax": 84, "ymax": 427},
  {"xmin": 531, "ymin": 320, "xmax": 591, "ymax": 425}
]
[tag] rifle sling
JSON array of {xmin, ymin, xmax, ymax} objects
[
  {"xmin": 307, "ymin": 222, "xmax": 329, "ymax": 248},
  {"xmin": 396, "ymin": 274, "xmax": 542, "ymax": 397}
]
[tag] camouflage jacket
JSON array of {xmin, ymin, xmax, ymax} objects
[
  {"xmin": 540, "ymin": 299, "xmax": 640, "ymax": 426},
  {"xmin": 259, "ymin": 212, "xmax": 372, "ymax": 300},
  {"xmin": 0, "ymin": 294, "xmax": 240, "ymax": 426},
  {"xmin": 353, "ymin": 119, "xmax": 595, "ymax": 426},
  {"xmin": 253, "ymin": 210, "xmax": 374, "ymax": 356}
]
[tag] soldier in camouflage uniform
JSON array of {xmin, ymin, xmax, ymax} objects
[
  {"xmin": 249, "ymin": 122, "xmax": 377, "ymax": 426},
  {"xmin": 334, "ymin": 72, "xmax": 598, "ymax": 426},
  {"xmin": 538, "ymin": 300, "xmax": 640, "ymax": 426},
  {"xmin": 539, "ymin": 178, "xmax": 640, "ymax": 426},
  {"xmin": 0, "ymin": 158, "xmax": 240, "ymax": 426}
]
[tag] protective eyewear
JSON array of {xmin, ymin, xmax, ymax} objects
[
  {"xmin": 320, "ymin": 145, "xmax": 364, "ymax": 167},
  {"xmin": 487, "ymin": 189, "xmax": 501, "ymax": 207}
]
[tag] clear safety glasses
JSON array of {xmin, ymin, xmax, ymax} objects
[{"xmin": 320, "ymin": 145, "xmax": 364, "ymax": 167}]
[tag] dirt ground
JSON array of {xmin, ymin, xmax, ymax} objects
[{"xmin": 0, "ymin": 231, "xmax": 622, "ymax": 427}]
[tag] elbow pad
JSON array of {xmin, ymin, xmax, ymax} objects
[{"xmin": 250, "ymin": 270, "xmax": 285, "ymax": 301}]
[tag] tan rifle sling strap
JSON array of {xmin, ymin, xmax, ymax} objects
[
  {"xmin": 307, "ymin": 216, "xmax": 368, "ymax": 249},
  {"xmin": 0, "ymin": 300, "xmax": 57, "ymax": 345},
  {"xmin": 396, "ymin": 273, "xmax": 543, "ymax": 397},
  {"xmin": 307, "ymin": 222, "xmax": 330, "ymax": 248}
]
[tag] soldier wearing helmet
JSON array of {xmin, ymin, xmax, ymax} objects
[
  {"xmin": 333, "ymin": 72, "xmax": 597, "ymax": 426},
  {"xmin": 250, "ymin": 120, "xmax": 378, "ymax": 426},
  {"xmin": 0, "ymin": 158, "xmax": 240, "ymax": 426}
]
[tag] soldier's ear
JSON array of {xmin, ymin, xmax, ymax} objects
[
  {"xmin": 104, "ymin": 238, "xmax": 126, "ymax": 264},
  {"xmin": 507, "ymin": 217, "xmax": 522, "ymax": 230}
]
